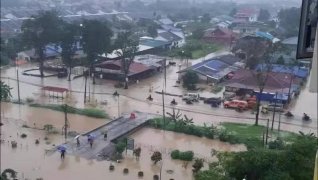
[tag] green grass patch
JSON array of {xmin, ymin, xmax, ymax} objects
[
  {"xmin": 29, "ymin": 103, "xmax": 108, "ymax": 118},
  {"xmin": 171, "ymin": 150, "xmax": 194, "ymax": 161},
  {"xmin": 220, "ymin": 122, "xmax": 299, "ymax": 149}
]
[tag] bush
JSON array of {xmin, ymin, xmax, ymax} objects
[
  {"xmin": 171, "ymin": 150, "xmax": 180, "ymax": 159},
  {"xmin": 170, "ymin": 149, "xmax": 194, "ymax": 161},
  {"xmin": 26, "ymin": 97, "xmax": 34, "ymax": 103},
  {"xmin": 268, "ymin": 138, "xmax": 284, "ymax": 150},
  {"xmin": 109, "ymin": 165, "xmax": 115, "ymax": 171},
  {"xmin": 138, "ymin": 171, "xmax": 144, "ymax": 177},
  {"xmin": 115, "ymin": 140, "xmax": 127, "ymax": 155},
  {"xmin": 182, "ymin": 71, "xmax": 199, "ymax": 90},
  {"xmin": 123, "ymin": 168, "xmax": 129, "ymax": 174},
  {"xmin": 20, "ymin": 133, "xmax": 27, "ymax": 138},
  {"xmin": 153, "ymin": 175, "xmax": 159, "ymax": 180}
]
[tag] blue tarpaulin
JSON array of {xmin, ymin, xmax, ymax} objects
[{"xmin": 256, "ymin": 64, "xmax": 309, "ymax": 79}]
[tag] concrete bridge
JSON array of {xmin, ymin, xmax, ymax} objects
[{"xmin": 58, "ymin": 111, "xmax": 159, "ymax": 160}]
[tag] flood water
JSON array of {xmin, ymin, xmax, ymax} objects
[{"xmin": 0, "ymin": 104, "xmax": 245, "ymax": 180}]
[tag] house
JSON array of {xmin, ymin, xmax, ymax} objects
[
  {"xmin": 255, "ymin": 31, "xmax": 280, "ymax": 43},
  {"xmin": 232, "ymin": 23, "xmax": 260, "ymax": 35},
  {"xmin": 256, "ymin": 64, "xmax": 310, "ymax": 79},
  {"xmin": 282, "ymin": 36, "xmax": 298, "ymax": 50},
  {"xmin": 156, "ymin": 31, "xmax": 184, "ymax": 48},
  {"xmin": 177, "ymin": 54, "xmax": 243, "ymax": 83},
  {"xmin": 234, "ymin": 8, "xmax": 259, "ymax": 23},
  {"xmin": 203, "ymin": 27, "xmax": 237, "ymax": 44},
  {"xmin": 94, "ymin": 60, "xmax": 154, "ymax": 81},
  {"xmin": 158, "ymin": 18, "xmax": 174, "ymax": 26},
  {"xmin": 134, "ymin": 54, "xmax": 167, "ymax": 71},
  {"xmin": 225, "ymin": 69, "xmax": 298, "ymax": 103}
]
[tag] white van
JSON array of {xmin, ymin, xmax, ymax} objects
[{"xmin": 182, "ymin": 93, "xmax": 200, "ymax": 101}]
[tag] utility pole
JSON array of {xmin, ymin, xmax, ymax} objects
[
  {"xmin": 63, "ymin": 104, "xmax": 68, "ymax": 141},
  {"xmin": 84, "ymin": 70, "xmax": 88, "ymax": 103},
  {"xmin": 16, "ymin": 67, "xmax": 20, "ymax": 103},
  {"xmin": 265, "ymin": 118, "xmax": 269, "ymax": 145},
  {"xmin": 162, "ymin": 89, "xmax": 165, "ymax": 128},
  {"xmin": 118, "ymin": 94, "xmax": 120, "ymax": 117},
  {"xmin": 271, "ymin": 92, "xmax": 278, "ymax": 131}
]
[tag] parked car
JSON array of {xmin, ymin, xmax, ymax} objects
[
  {"xmin": 223, "ymin": 100, "xmax": 248, "ymax": 110},
  {"xmin": 182, "ymin": 93, "xmax": 200, "ymax": 102},
  {"xmin": 204, "ymin": 97, "xmax": 222, "ymax": 105},
  {"xmin": 262, "ymin": 104, "xmax": 284, "ymax": 112},
  {"xmin": 223, "ymin": 91, "xmax": 236, "ymax": 100}
]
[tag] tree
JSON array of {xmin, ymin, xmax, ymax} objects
[
  {"xmin": 133, "ymin": 147, "xmax": 141, "ymax": 160},
  {"xmin": 232, "ymin": 36, "xmax": 268, "ymax": 69},
  {"xmin": 276, "ymin": 56, "xmax": 285, "ymax": 65},
  {"xmin": 0, "ymin": 81, "xmax": 12, "ymax": 101},
  {"xmin": 201, "ymin": 13, "xmax": 211, "ymax": 23},
  {"xmin": 151, "ymin": 151, "xmax": 162, "ymax": 164},
  {"xmin": 278, "ymin": 7, "xmax": 301, "ymax": 37},
  {"xmin": 1, "ymin": 168, "xmax": 17, "ymax": 180},
  {"xmin": 192, "ymin": 158, "xmax": 204, "ymax": 173},
  {"xmin": 221, "ymin": 136, "xmax": 317, "ymax": 180},
  {"xmin": 114, "ymin": 31, "xmax": 139, "ymax": 89},
  {"xmin": 147, "ymin": 25, "xmax": 158, "ymax": 38},
  {"xmin": 21, "ymin": 10, "xmax": 63, "ymax": 77},
  {"xmin": 60, "ymin": 22, "xmax": 80, "ymax": 81},
  {"xmin": 82, "ymin": 20, "xmax": 113, "ymax": 84},
  {"xmin": 258, "ymin": 9, "xmax": 270, "ymax": 22},
  {"xmin": 182, "ymin": 70, "xmax": 199, "ymax": 90},
  {"xmin": 191, "ymin": 26, "xmax": 205, "ymax": 40},
  {"xmin": 229, "ymin": 8, "xmax": 237, "ymax": 17}
]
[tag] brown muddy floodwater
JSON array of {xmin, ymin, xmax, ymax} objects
[{"xmin": 1, "ymin": 103, "xmax": 246, "ymax": 180}]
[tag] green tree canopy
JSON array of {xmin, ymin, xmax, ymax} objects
[
  {"xmin": 182, "ymin": 70, "xmax": 199, "ymax": 90},
  {"xmin": 114, "ymin": 31, "xmax": 139, "ymax": 89},
  {"xmin": 147, "ymin": 24, "xmax": 158, "ymax": 38},
  {"xmin": 60, "ymin": 22, "xmax": 80, "ymax": 81},
  {"xmin": 21, "ymin": 10, "xmax": 63, "ymax": 77},
  {"xmin": 201, "ymin": 13, "xmax": 211, "ymax": 23}
]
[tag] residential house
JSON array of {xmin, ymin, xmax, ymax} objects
[
  {"xmin": 94, "ymin": 60, "xmax": 154, "ymax": 81},
  {"xmin": 203, "ymin": 27, "xmax": 237, "ymax": 44},
  {"xmin": 156, "ymin": 31, "xmax": 184, "ymax": 48},
  {"xmin": 234, "ymin": 8, "xmax": 259, "ymax": 23},
  {"xmin": 177, "ymin": 54, "xmax": 243, "ymax": 83},
  {"xmin": 232, "ymin": 23, "xmax": 260, "ymax": 35},
  {"xmin": 225, "ymin": 69, "xmax": 299, "ymax": 103},
  {"xmin": 158, "ymin": 18, "xmax": 174, "ymax": 26}
]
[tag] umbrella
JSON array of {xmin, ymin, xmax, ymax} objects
[
  {"xmin": 57, "ymin": 145, "xmax": 66, "ymax": 152},
  {"xmin": 88, "ymin": 133, "xmax": 96, "ymax": 139},
  {"xmin": 74, "ymin": 135, "xmax": 81, "ymax": 139}
]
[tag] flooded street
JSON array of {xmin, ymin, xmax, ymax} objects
[
  {"xmin": 0, "ymin": 51, "xmax": 317, "ymax": 179},
  {"xmin": 0, "ymin": 104, "xmax": 245, "ymax": 180}
]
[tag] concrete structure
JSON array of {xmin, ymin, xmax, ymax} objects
[
  {"xmin": 203, "ymin": 27, "xmax": 237, "ymax": 44},
  {"xmin": 54, "ymin": 112, "xmax": 158, "ymax": 160}
]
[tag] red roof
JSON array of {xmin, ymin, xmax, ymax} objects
[
  {"xmin": 42, "ymin": 86, "xmax": 69, "ymax": 93},
  {"xmin": 96, "ymin": 60, "xmax": 151, "ymax": 75},
  {"xmin": 226, "ymin": 69, "xmax": 292, "ymax": 91}
]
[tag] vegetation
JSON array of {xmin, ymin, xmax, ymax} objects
[
  {"xmin": 192, "ymin": 158, "xmax": 204, "ymax": 173},
  {"xmin": 81, "ymin": 19, "xmax": 113, "ymax": 84},
  {"xmin": 1, "ymin": 168, "xmax": 17, "ymax": 180},
  {"xmin": 151, "ymin": 151, "xmax": 162, "ymax": 164},
  {"xmin": 29, "ymin": 104, "xmax": 108, "ymax": 118},
  {"xmin": 0, "ymin": 37, "xmax": 21, "ymax": 66},
  {"xmin": 182, "ymin": 71, "xmax": 199, "ymax": 90},
  {"xmin": 114, "ymin": 31, "xmax": 139, "ymax": 89},
  {"xmin": 133, "ymin": 147, "xmax": 141, "ymax": 160},
  {"xmin": 0, "ymin": 81, "xmax": 12, "ymax": 101},
  {"xmin": 60, "ymin": 22, "xmax": 80, "ymax": 81},
  {"xmin": 21, "ymin": 10, "xmax": 62, "ymax": 77},
  {"xmin": 171, "ymin": 150, "xmax": 194, "ymax": 161}
]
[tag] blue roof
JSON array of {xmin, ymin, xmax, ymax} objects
[
  {"xmin": 256, "ymin": 64, "xmax": 309, "ymax": 78},
  {"xmin": 44, "ymin": 45, "xmax": 62, "ymax": 58},
  {"xmin": 256, "ymin": 31, "xmax": 274, "ymax": 41},
  {"xmin": 140, "ymin": 39, "xmax": 169, "ymax": 48}
]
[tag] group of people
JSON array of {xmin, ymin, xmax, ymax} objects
[{"xmin": 60, "ymin": 131, "xmax": 108, "ymax": 159}]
